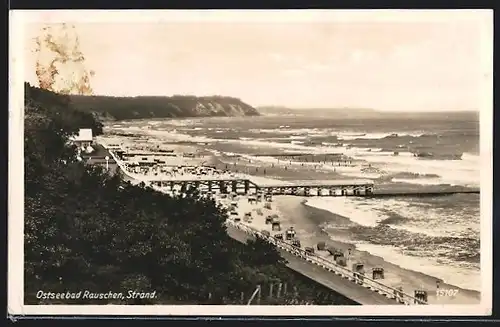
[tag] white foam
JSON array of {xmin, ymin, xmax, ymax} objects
[
  {"xmin": 248, "ymin": 127, "xmax": 326, "ymax": 136},
  {"xmin": 344, "ymin": 148, "xmax": 479, "ymax": 187},
  {"xmin": 289, "ymin": 135, "xmax": 308, "ymax": 140},
  {"xmin": 305, "ymin": 196, "xmax": 481, "ymax": 291},
  {"xmin": 354, "ymin": 242, "xmax": 481, "ymax": 292},
  {"xmin": 305, "ymin": 197, "xmax": 382, "ymax": 227},
  {"xmin": 391, "ymin": 178, "xmax": 449, "ymax": 186},
  {"xmin": 336, "ymin": 131, "xmax": 427, "ymax": 141},
  {"xmin": 306, "ymin": 196, "xmax": 479, "ymax": 237}
]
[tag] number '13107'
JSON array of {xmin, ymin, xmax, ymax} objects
[{"xmin": 436, "ymin": 289, "xmax": 458, "ymax": 297}]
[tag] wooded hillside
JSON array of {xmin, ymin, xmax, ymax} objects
[{"xmin": 24, "ymin": 84, "xmax": 354, "ymax": 305}]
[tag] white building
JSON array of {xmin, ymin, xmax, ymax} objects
[
  {"xmin": 70, "ymin": 129, "xmax": 94, "ymax": 148},
  {"xmin": 70, "ymin": 129, "xmax": 95, "ymax": 155}
]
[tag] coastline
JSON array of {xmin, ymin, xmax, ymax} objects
[
  {"xmin": 98, "ymin": 130, "xmax": 481, "ymax": 305},
  {"xmin": 290, "ymin": 198, "xmax": 481, "ymax": 302}
]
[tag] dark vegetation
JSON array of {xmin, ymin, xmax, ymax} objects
[
  {"xmin": 69, "ymin": 94, "xmax": 260, "ymax": 121},
  {"xmin": 24, "ymin": 84, "xmax": 355, "ymax": 305}
]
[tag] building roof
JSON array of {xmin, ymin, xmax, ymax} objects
[{"xmin": 71, "ymin": 129, "xmax": 93, "ymax": 142}]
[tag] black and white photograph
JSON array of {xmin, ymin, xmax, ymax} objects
[{"xmin": 8, "ymin": 9, "xmax": 493, "ymax": 316}]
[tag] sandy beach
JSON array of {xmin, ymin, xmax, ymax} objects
[
  {"xmin": 100, "ymin": 134, "xmax": 481, "ymax": 305},
  {"xmin": 221, "ymin": 193, "xmax": 480, "ymax": 305}
]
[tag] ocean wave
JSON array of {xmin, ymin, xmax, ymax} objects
[
  {"xmin": 322, "ymin": 142, "xmax": 344, "ymax": 147},
  {"xmin": 340, "ymin": 171, "xmax": 384, "ymax": 179},
  {"xmin": 390, "ymin": 172, "xmax": 441, "ymax": 179},
  {"xmin": 289, "ymin": 135, "xmax": 308, "ymax": 140},
  {"xmin": 311, "ymin": 196, "xmax": 481, "ymax": 291},
  {"xmin": 353, "ymin": 242, "xmax": 481, "ymax": 292},
  {"xmin": 345, "ymin": 224, "xmax": 479, "ymax": 262},
  {"xmin": 336, "ymin": 131, "xmax": 427, "ymax": 141},
  {"xmin": 390, "ymin": 178, "xmax": 449, "ymax": 186},
  {"xmin": 344, "ymin": 148, "xmax": 479, "ymax": 187},
  {"xmin": 305, "ymin": 196, "xmax": 479, "ymax": 238}
]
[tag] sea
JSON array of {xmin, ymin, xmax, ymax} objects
[{"xmin": 106, "ymin": 111, "xmax": 481, "ymax": 292}]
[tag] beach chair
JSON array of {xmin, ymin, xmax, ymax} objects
[
  {"xmin": 332, "ymin": 251, "xmax": 344, "ymax": 260},
  {"xmin": 274, "ymin": 233, "xmax": 283, "ymax": 240},
  {"xmin": 372, "ymin": 267, "xmax": 385, "ymax": 280},
  {"xmin": 285, "ymin": 227, "xmax": 296, "ymax": 240},
  {"xmin": 352, "ymin": 263, "xmax": 365, "ymax": 273},
  {"xmin": 317, "ymin": 241, "xmax": 326, "ymax": 251},
  {"xmin": 305, "ymin": 247, "xmax": 315, "ymax": 255},
  {"xmin": 292, "ymin": 239, "xmax": 301, "ymax": 248},
  {"xmin": 414, "ymin": 290, "xmax": 428, "ymax": 304},
  {"xmin": 271, "ymin": 221, "xmax": 281, "ymax": 231}
]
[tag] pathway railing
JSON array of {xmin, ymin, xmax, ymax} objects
[
  {"xmin": 106, "ymin": 143, "xmax": 426, "ymax": 305},
  {"xmin": 226, "ymin": 220, "xmax": 427, "ymax": 305}
]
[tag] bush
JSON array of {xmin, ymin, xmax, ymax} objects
[{"xmin": 24, "ymin": 83, "xmax": 354, "ymax": 305}]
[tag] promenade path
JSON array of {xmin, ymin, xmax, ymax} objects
[
  {"xmin": 226, "ymin": 225, "xmax": 398, "ymax": 305},
  {"xmin": 101, "ymin": 144, "xmax": 424, "ymax": 305}
]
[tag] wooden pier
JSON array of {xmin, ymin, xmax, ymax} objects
[
  {"xmin": 147, "ymin": 177, "xmax": 479, "ymax": 197},
  {"xmin": 149, "ymin": 178, "xmax": 375, "ymax": 196},
  {"xmin": 107, "ymin": 149, "xmax": 478, "ymax": 198}
]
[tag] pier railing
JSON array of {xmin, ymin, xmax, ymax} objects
[
  {"xmin": 107, "ymin": 145, "xmax": 426, "ymax": 305},
  {"xmin": 226, "ymin": 220, "xmax": 427, "ymax": 305}
]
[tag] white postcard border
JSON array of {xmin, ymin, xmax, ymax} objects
[{"xmin": 8, "ymin": 9, "xmax": 494, "ymax": 317}]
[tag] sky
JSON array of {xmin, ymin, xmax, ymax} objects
[{"xmin": 19, "ymin": 10, "xmax": 492, "ymax": 111}]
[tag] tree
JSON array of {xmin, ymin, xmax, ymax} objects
[{"xmin": 24, "ymin": 83, "xmax": 353, "ymax": 305}]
